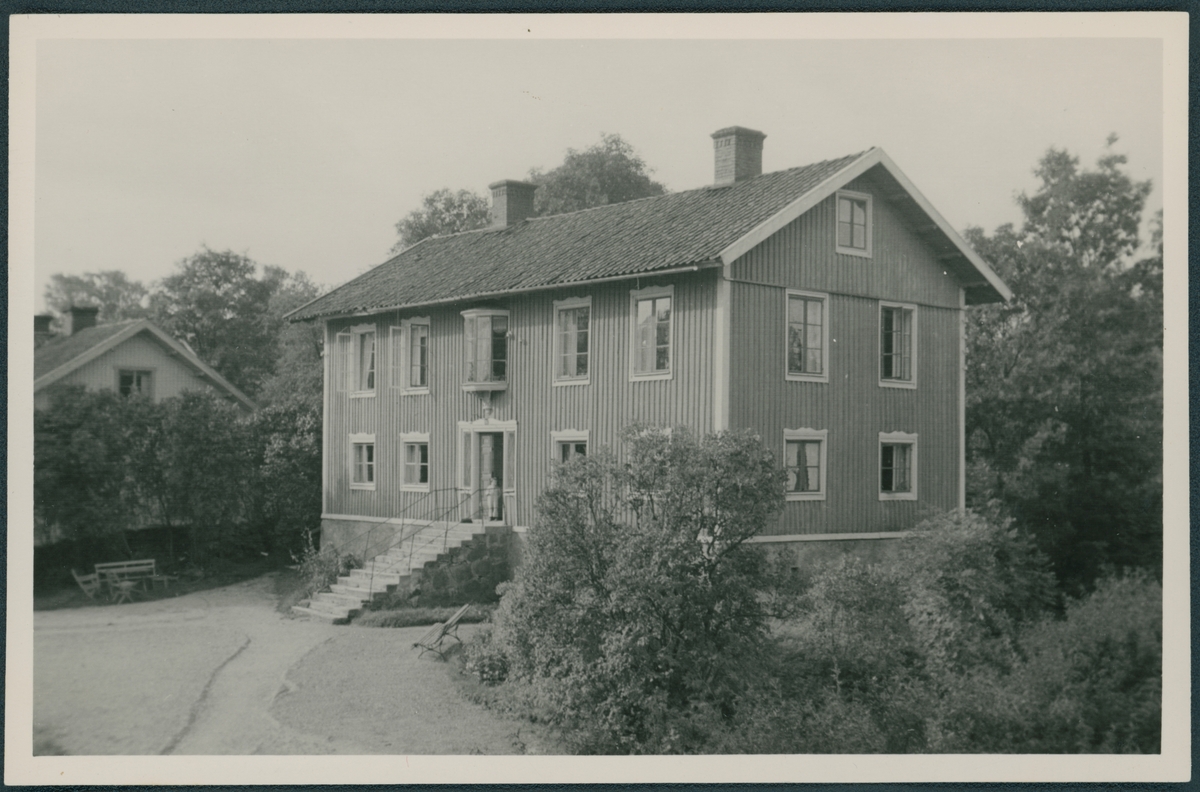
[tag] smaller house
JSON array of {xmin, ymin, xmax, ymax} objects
[{"xmin": 34, "ymin": 306, "xmax": 256, "ymax": 412}]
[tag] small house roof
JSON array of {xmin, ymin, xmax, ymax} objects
[
  {"xmin": 289, "ymin": 148, "xmax": 1008, "ymax": 322},
  {"xmin": 34, "ymin": 318, "xmax": 257, "ymax": 411}
]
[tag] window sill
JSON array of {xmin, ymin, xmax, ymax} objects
[
  {"xmin": 553, "ymin": 377, "xmax": 590, "ymax": 388},
  {"xmin": 350, "ymin": 483, "xmax": 376, "ymax": 491},
  {"xmin": 400, "ymin": 484, "xmax": 431, "ymax": 493},
  {"xmin": 786, "ymin": 492, "xmax": 826, "ymax": 502},
  {"xmin": 350, "ymin": 391, "xmax": 376, "ymax": 399},
  {"xmin": 402, "ymin": 387, "xmax": 431, "ymax": 397},
  {"xmin": 836, "ymin": 246, "xmax": 872, "ymax": 258},
  {"xmin": 879, "ymin": 491, "xmax": 917, "ymax": 501},
  {"xmin": 786, "ymin": 373, "xmax": 829, "ymax": 384},
  {"xmin": 879, "ymin": 380, "xmax": 917, "ymax": 390},
  {"xmin": 462, "ymin": 381, "xmax": 507, "ymax": 392},
  {"xmin": 630, "ymin": 371, "xmax": 673, "ymax": 383}
]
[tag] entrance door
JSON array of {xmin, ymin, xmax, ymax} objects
[{"xmin": 479, "ymin": 432, "xmax": 504, "ymax": 522}]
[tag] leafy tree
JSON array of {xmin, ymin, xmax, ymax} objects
[
  {"xmin": 255, "ymin": 268, "xmax": 326, "ymax": 409},
  {"xmin": 493, "ymin": 426, "xmax": 785, "ymax": 753},
  {"xmin": 244, "ymin": 399, "xmax": 323, "ymax": 554},
  {"xmin": 529, "ymin": 133, "xmax": 667, "ymax": 217},
  {"xmin": 390, "ymin": 188, "xmax": 492, "ymax": 253},
  {"xmin": 149, "ymin": 247, "xmax": 280, "ymax": 398},
  {"xmin": 964, "ymin": 141, "xmax": 1161, "ymax": 590},
  {"xmin": 43, "ymin": 270, "xmax": 150, "ymax": 329}
]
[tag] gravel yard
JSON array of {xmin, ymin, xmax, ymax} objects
[{"xmin": 33, "ymin": 573, "xmax": 558, "ymax": 755}]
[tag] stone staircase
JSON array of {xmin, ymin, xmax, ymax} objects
[{"xmin": 291, "ymin": 520, "xmax": 483, "ymax": 624}]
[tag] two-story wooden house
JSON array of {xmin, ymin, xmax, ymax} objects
[{"xmin": 288, "ymin": 127, "xmax": 1009, "ymax": 616}]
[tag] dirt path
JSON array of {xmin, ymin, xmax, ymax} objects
[{"xmin": 33, "ymin": 574, "xmax": 553, "ymax": 755}]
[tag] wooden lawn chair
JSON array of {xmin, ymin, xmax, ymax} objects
[
  {"xmin": 412, "ymin": 603, "xmax": 472, "ymax": 660},
  {"xmin": 71, "ymin": 569, "xmax": 101, "ymax": 599}
]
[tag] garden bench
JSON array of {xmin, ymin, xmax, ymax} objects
[
  {"xmin": 412, "ymin": 603, "xmax": 472, "ymax": 660},
  {"xmin": 95, "ymin": 559, "xmax": 159, "ymax": 601}
]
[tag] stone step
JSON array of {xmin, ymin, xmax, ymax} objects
[
  {"xmin": 304, "ymin": 597, "xmax": 360, "ymax": 619},
  {"xmin": 330, "ymin": 582, "xmax": 387, "ymax": 599},
  {"xmin": 291, "ymin": 605, "xmax": 350, "ymax": 625},
  {"xmin": 348, "ymin": 569, "xmax": 402, "ymax": 586},
  {"xmin": 314, "ymin": 591, "xmax": 369, "ymax": 608},
  {"xmin": 334, "ymin": 576, "xmax": 393, "ymax": 593}
]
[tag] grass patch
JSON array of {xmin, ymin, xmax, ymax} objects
[{"xmin": 353, "ymin": 603, "xmax": 494, "ymax": 628}]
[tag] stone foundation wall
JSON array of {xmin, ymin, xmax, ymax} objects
[
  {"xmin": 413, "ymin": 525, "xmax": 516, "ymax": 607},
  {"xmin": 319, "ymin": 518, "xmax": 408, "ymax": 561}
]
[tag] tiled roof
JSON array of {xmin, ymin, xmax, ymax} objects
[
  {"xmin": 34, "ymin": 320, "xmax": 141, "ymax": 380},
  {"xmin": 289, "ymin": 153, "xmax": 865, "ymax": 321}
]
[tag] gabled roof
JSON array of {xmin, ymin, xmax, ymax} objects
[
  {"xmin": 34, "ymin": 319, "xmax": 257, "ymax": 411},
  {"xmin": 289, "ymin": 147, "xmax": 1008, "ymax": 322}
]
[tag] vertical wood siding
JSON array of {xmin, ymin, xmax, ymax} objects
[
  {"xmin": 323, "ymin": 271, "xmax": 717, "ymax": 527},
  {"xmin": 36, "ymin": 333, "xmax": 238, "ymax": 410},
  {"xmin": 729, "ymin": 182, "xmax": 964, "ymax": 535}
]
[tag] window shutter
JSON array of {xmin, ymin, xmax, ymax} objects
[
  {"xmin": 334, "ymin": 332, "xmax": 351, "ymax": 392},
  {"xmin": 503, "ymin": 430, "xmax": 516, "ymax": 493},
  {"xmin": 459, "ymin": 430, "xmax": 472, "ymax": 490},
  {"xmin": 463, "ymin": 316, "xmax": 476, "ymax": 381},
  {"xmin": 390, "ymin": 326, "xmax": 403, "ymax": 388}
]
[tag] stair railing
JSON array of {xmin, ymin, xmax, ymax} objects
[{"xmin": 359, "ymin": 487, "xmax": 461, "ymax": 594}]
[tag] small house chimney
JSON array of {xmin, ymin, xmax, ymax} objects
[
  {"xmin": 489, "ymin": 180, "xmax": 537, "ymax": 228},
  {"xmin": 711, "ymin": 126, "xmax": 766, "ymax": 186},
  {"xmin": 69, "ymin": 305, "xmax": 100, "ymax": 335},
  {"xmin": 34, "ymin": 314, "xmax": 54, "ymax": 347}
]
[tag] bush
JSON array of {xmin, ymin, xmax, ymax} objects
[
  {"xmin": 461, "ymin": 626, "xmax": 510, "ymax": 685},
  {"xmin": 354, "ymin": 604, "xmax": 492, "ymax": 629},
  {"xmin": 291, "ymin": 531, "xmax": 359, "ymax": 600},
  {"xmin": 492, "ymin": 427, "xmax": 786, "ymax": 754}
]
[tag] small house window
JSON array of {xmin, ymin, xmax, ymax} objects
[
  {"xmin": 118, "ymin": 369, "xmax": 153, "ymax": 399},
  {"xmin": 392, "ymin": 318, "xmax": 431, "ymax": 393},
  {"xmin": 551, "ymin": 430, "xmax": 590, "ymax": 464},
  {"xmin": 880, "ymin": 303, "xmax": 917, "ymax": 387},
  {"xmin": 554, "ymin": 297, "xmax": 591, "ymax": 384},
  {"xmin": 403, "ymin": 439, "xmax": 430, "ymax": 490},
  {"xmin": 879, "ymin": 432, "xmax": 917, "ymax": 501},
  {"xmin": 356, "ymin": 329, "xmax": 376, "ymax": 391},
  {"xmin": 341, "ymin": 324, "xmax": 376, "ymax": 396},
  {"xmin": 835, "ymin": 190, "xmax": 872, "ymax": 257},
  {"xmin": 462, "ymin": 309, "xmax": 509, "ymax": 391},
  {"xmin": 630, "ymin": 285, "xmax": 674, "ymax": 380},
  {"xmin": 786, "ymin": 291, "xmax": 828, "ymax": 382},
  {"xmin": 350, "ymin": 434, "xmax": 376, "ymax": 490},
  {"xmin": 784, "ymin": 428, "xmax": 827, "ymax": 500}
]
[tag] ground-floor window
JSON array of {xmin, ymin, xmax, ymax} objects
[
  {"xmin": 551, "ymin": 430, "xmax": 590, "ymax": 464},
  {"xmin": 879, "ymin": 431, "xmax": 917, "ymax": 500},
  {"xmin": 401, "ymin": 433, "xmax": 431, "ymax": 491},
  {"xmin": 349, "ymin": 433, "xmax": 376, "ymax": 490},
  {"xmin": 784, "ymin": 428, "xmax": 827, "ymax": 500}
]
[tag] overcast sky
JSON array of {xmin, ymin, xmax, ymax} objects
[{"xmin": 31, "ymin": 24, "xmax": 1165, "ymax": 309}]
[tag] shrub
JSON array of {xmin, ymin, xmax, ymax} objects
[
  {"xmin": 291, "ymin": 531, "xmax": 359, "ymax": 600},
  {"xmin": 461, "ymin": 626, "xmax": 510, "ymax": 685},
  {"xmin": 492, "ymin": 427, "xmax": 786, "ymax": 754}
]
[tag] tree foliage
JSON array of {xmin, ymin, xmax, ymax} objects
[
  {"xmin": 255, "ymin": 269, "xmax": 326, "ymax": 409},
  {"xmin": 493, "ymin": 427, "xmax": 785, "ymax": 753},
  {"xmin": 390, "ymin": 188, "xmax": 492, "ymax": 253},
  {"xmin": 528, "ymin": 133, "xmax": 667, "ymax": 217},
  {"xmin": 964, "ymin": 141, "xmax": 1161, "ymax": 590},
  {"xmin": 43, "ymin": 270, "xmax": 150, "ymax": 329}
]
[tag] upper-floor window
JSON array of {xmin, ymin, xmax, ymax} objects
[
  {"xmin": 356, "ymin": 328, "xmax": 376, "ymax": 392},
  {"xmin": 350, "ymin": 433, "xmax": 376, "ymax": 490},
  {"xmin": 554, "ymin": 297, "xmax": 591, "ymax": 385},
  {"xmin": 880, "ymin": 303, "xmax": 917, "ymax": 388},
  {"xmin": 879, "ymin": 431, "xmax": 917, "ymax": 500},
  {"xmin": 391, "ymin": 318, "xmax": 431, "ymax": 394},
  {"xmin": 336, "ymin": 324, "xmax": 375, "ymax": 396},
  {"xmin": 630, "ymin": 284, "xmax": 673, "ymax": 381},
  {"xmin": 118, "ymin": 369, "xmax": 153, "ymax": 399},
  {"xmin": 462, "ymin": 309, "xmax": 508, "ymax": 391},
  {"xmin": 835, "ymin": 190, "xmax": 872, "ymax": 258},
  {"xmin": 786, "ymin": 290, "xmax": 829, "ymax": 382},
  {"xmin": 784, "ymin": 428, "xmax": 827, "ymax": 501}
]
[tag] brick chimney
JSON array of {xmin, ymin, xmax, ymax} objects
[
  {"xmin": 488, "ymin": 180, "xmax": 537, "ymax": 228},
  {"xmin": 69, "ymin": 305, "xmax": 100, "ymax": 335},
  {"xmin": 711, "ymin": 126, "xmax": 766, "ymax": 186},
  {"xmin": 34, "ymin": 314, "xmax": 54, "ymax": 347}
]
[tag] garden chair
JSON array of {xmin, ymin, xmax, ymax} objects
[
  {"xmin": 412, "ymin": 603, "xmax": 472, "ymax": 660},
  {"xmin": 71, "ymin": 569, "xmax": 101, "ymax": 599}
]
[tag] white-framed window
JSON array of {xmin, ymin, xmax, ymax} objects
[
  {"xmin": 349, "ymin": 433, "xmax": 376, "ymax": 490},
  {"xmin": 553, "ymin": 297, "xmax": 591, "ymax": 386},
  {"xmin": 551, "ymin": 430, "xmax": 590, "ymax": 463},
  {"xmin": 630, "ymin": 284, "xmax": 674, "ymax": 381},
  {"xmin": 879, "ymin": 431, "xmax": 917, "ymax": 501},
  {"xmin": 461, "ymin": 309, "xmax": 509, "ymax": 391},
  {"xmin": 783, "ymin": 428, "xmax": 827, "ymax": 501},
  {"xmin": 401, "ymin": 432, "xmax": 431, "ymax": 491},
  {"xmin": 879, "ymin": 302, "xmax": 917, "ymax": 388},
  {"xmin": 117, "ymin": 368, "xmax": 154, "ymax": 399},
  {"xmin": 785, "ymin": 290, "xmax": 829, "ymax": 382},
  {"xmin": 391, "ymin": 318, "xmax": 431, "ymax": 393},
  {"xmin": 343, "ymin": 323, "xmax": 376, "ymax": 396},
  {"xmin": 835, "ymin": 189, "xmax": 873, "ymax": 258}
]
